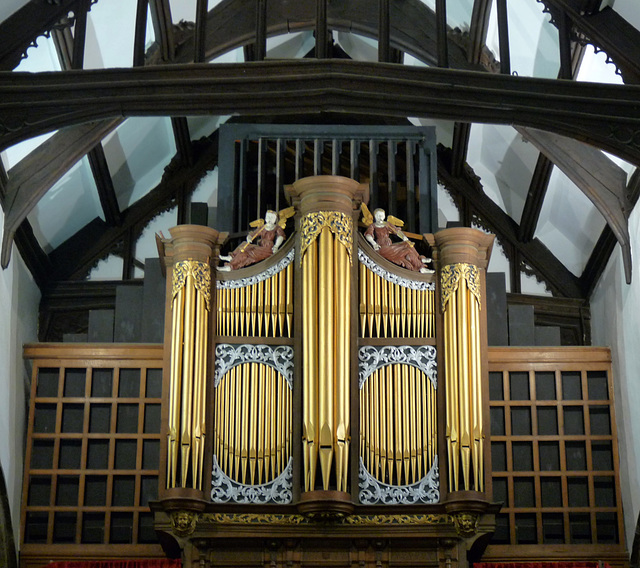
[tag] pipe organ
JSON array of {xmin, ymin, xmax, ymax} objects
[{"xmin": 156, "ymin": 176, "xmax": 497, "ymax": 568}]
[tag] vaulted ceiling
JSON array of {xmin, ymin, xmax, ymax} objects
[{"xmin": 1, "ymin": 0, "xmax": 639, "ymax": 301}]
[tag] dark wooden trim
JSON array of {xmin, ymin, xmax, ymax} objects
[
  {"xmin": 71, "ymin": 0, "xmax": 89, "ymax": 70},
  {"xmin": 13, "ymin": 221, "xmax": 53, "ymax": 291},
  {"xmin": 542, "ymin": 1, "xmax": 640, "ymax": 84},
  {"xmin": 435, "ymin": 0, "xmax": 448, "ymax": 68},
  {"xmin": 255, "ymin": 0, "xmax": 267, "ymax": 62},
  {"xmin": 438, "ymin": 145, "xmax": 584, "ymax": 298},
  {"xmin": 450, "ymin": 122, "xmax": 471, "ymax": 178},
  {"xmin": 557, "ymin": 10, "xmax": 573, "ymax": 80},
  {"xmin": 496, "ymin": 0, "xmax": 510, "ymax": 75},
  {"xmin": 149, "ymin": 0, "xmax": 175, "ymax": 62},
  {"xmin": 87, "ymin": 143, "xmax": 122, "ymax": 227},
  {"xmin": 467, "ymin": 0, "xmax": 492, "ymax": 64},
  {"xmin": 134, "ymin": 0, "xmax": 150, "ymax": 67},
  {"xmin": 194, "ymin": 0, "xmax": 209, "ymax": 63},
  {"xmin": 170, "ymin": 116, "xmax": 194, "ymax": 166},
  {"xmin": 518, "ymin": 154, "xmax": 553, "ymax": 242},
  {"xmin": 316, "ymin": 0, "xmax": 329, "ymax": 58},
  {"xmin": 0, "ymin": 0, "xmax": 85, "ymax": 70},
  {"xmin": 2, "ymin": 61, "xmax": 640, "ymax": 167},
  {"xmin": 378, "ymin": 0, "xmax": 390, "ymax": 63}
]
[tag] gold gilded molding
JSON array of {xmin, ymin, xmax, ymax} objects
[
  {"xmin": 300, "ymin": 211, "xmax": 353, "ymax": 264},
  {"xmin": 199, "ymin": 512, "xmax": 450, "ymax": 527},
  {"xmin": 170, "ymin": 510, "xmax": 200, "ymax": 537},
  {"xmin": 450, "ymin": 512, "xmax": 479, "ymax": 538},
  {"xmin": 172, "ymin": 259, "xmax": 212, "ymax": 309},
  {"xmin": 440, "ymin": 263, "xmax": 480, "ymax": 312}
]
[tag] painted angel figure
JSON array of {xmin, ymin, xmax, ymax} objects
[
  {"xmin": 362, "ymin": 204, "xmax": 434, "ymax": 273},
  {"xmin": 219, "ymin": 207, "xmax": 294, "ymax": 271}
]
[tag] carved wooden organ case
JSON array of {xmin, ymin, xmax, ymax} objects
[{"xmin": 154, "ymin": 176, "xmax": 497, "ymax": 568}]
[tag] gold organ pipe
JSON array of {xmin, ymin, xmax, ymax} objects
[
  {"xmin": 318, "ymin": 227, "xmax": 334, "ymax": 490},
  {"xmin": 393, "ymin": 365, "xmax": 401, "ymax": 483},
  {"xmin": 394, "ymin": 282, "xmax": 401, "ymax": 338},
  {"xmin": 384, "ymin": 366, "xmax": 393, "ymax": 485},
  {"xmin": 286, "ymin": 263, "xmax": 293, "ymax": 337},
  {"xmin": 271, "ymin": 274, "xmax": 278, "ymax": 335},
  {"xmin": 415, "ymin": 367, "xmax": 423, "ymax": 480},
  {"xmin": 388, "ymin": 280, "xmax": 396, "ymax": 337},
  {"xmin": 423, "ymin": 370, "xmax": 431, "ymax": 475},
  {"xmin": 302, "ymin": 240, "xmax": 318, "ymax": 490},
  {"xmin": 278, "ymin": 268, "xmax": 286, "ymax": 336},
  {"xmin": 471, "ymin": 290, "xmax": 483, "ymax": 491},
  {"xmin": 266, "ymin": 366, "xmax": 274, "ymax": 480},
  {"xmin": 335, "ymin": 237, "xmax": 350, "ymax": 492},
  {"xmin": 227, "ymin": 368, "xmax": 235, "ymax": 479},
  {"xmin": 180, "ymin": 274, "xmax": 195, "ymax": 488},
  {"xmin": 192, "ymin": 293, "xmax": 206, "ymax": 489},
  {"xmin": 374, "ymin": 370, "xmax": 382, "ymax": 481},
  {"xmin": 257, "ymin": 364, "xmax": 265, "ymax": 484},
  {"xmin": 233, "ymin": 366, "xmax": 242, "ymax": 481},
  {"xmin": 382, "ymin": 277, "xmax": 389, "ymax": 338},
  {"xmin": 458, "ymin": 281, "xmax": 471, "ymax": 491},
  {"xmin": 264, "ymin": 276, "xmax": 271, "ymax": 336},
  {"xmin": 374, "ymin": 272, "xmax": 381, "ymax": 338},
  {"xmin": 401, "ymin": 365, "xmax": 410, "ymax": 484},
  {"xmin": 168, "ymin": 286, "xmax": 185, "ymax": 488},
  {"xmin": 214, "ymin": 377, "xmax": 221, "ymax": 471},
  {"xmin": 239, "ymin": 363, "xmax": 249, "ymax": 484},
  {"xmin": 366, "ymin": 268, "xmax": 374, "ymax": 337},
  {"xmin": 257, "ymin": 279, "xmax": 264, "ymax": 337},
  {"xmin": 359, "ymin": 263, "xmax": 366, "ymax": 334},
  {"xmin": 409, "ymin": 365, "xmax": 417, "ymax": 484},
  {"xmin": 249, "ymin": 363, "xmax": 259, "ymax": 485}
]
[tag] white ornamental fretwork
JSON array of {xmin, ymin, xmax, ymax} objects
[{"xmin": 358, "ymin": 345, "xmax": 437, "ymax": 389}]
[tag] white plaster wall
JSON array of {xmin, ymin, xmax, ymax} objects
[
  {"xmin": 591, "ymin": 202, "xmax": 640, "ymax": 544},
  {"xmin": 0, "ymin": 210, "xmax": 40, "ymax": 547}
]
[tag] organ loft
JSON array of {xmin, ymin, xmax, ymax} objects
[{"xmin": 153, "ymin": 175, "xmax": 498, "ymax": 567}]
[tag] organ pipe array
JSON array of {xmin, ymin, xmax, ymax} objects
[
  {"xmin": 287, "ymin": 176, "xmax": 368, "ymax": 495},
  {"xmin": 157, "ymin": 225, "xmax": 227, "ymax": 492},
  {"xmin": 426, "ymin": 228, "xmax": 494, "ymax": 494}
]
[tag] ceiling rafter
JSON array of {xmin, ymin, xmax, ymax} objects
[
  {"xmin": 438, "ymin": 145, "xmax": 584, "ymax": 298},
  {"xmin": 47, "ymin": 132, "xmax": 219, "ymax": 282},
  {"xmin": 541, "ymin": 1, "xmax": 640, "ymax": 84},
  {"xmin": 0, "ymin": 0, "xmax": 85, "ymax": 71},
  {"xmin": 87, "ymin": 143, "xmax": 122, "ymax": 228},
  {"xmin": 517, "ymin": 126, "xmax": 633, "ymax": 284},
  {"xmin": 3, "ymin": 61, "xmax": 640, "ymax": 165},
  {"xmin": 449, "ymin": 0, "xmax": 493, "ymax": 177},
  {"xmin": 1, "ymin": 119, "xmax": 122, "ymax": 269},
  {"xmin": 149, "ymin": 0, "xmax": 175, "ymax": 62}
]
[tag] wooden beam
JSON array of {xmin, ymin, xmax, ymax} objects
[
  {"xmin": 194, "ymin": 0, "xmax": 209, "ymax": 63},
  {"xmin": 438, "ymin": 145, "xmax": 585, "ymax": 298},
  {"xmin": 149, "ymin": 0, "xmax": 175, "ymax": 62},
  {"xmin": 435, "ymin": 0, "xmax": 448, "ymax": 67},
  {"xmin": 170, "ymin": 117, "xmax": 194, "ymax": 166},
  {"xmin": 518, "ymin": 153, "xmax": 553, "ymax": 243},
  {"xmin": 1, "ymin": 119, "xmax": 122, "ymax": 269},
  {"xmin": 3, "ymin": 61, "xmax": 640, "ymax": 167},
  {"xmin": 13, "ymin": 221, "xmax": 53, "ymax": 290},
  {"xmin": 450, "ymin": 122, "xmax": 471, "ymax": 178},
  {"xmin": 0, "ymin": 0, "xmax": 84, "ymax": 70},
  {"xmin": 496, "ymin": 0, "xmax": 510, "ymax": 74},
  {"xmin": 316, "ymin": 0, "xmax": 329, "ymax": 58},
  {"xmin": 134, "ymin": 0, "xmax": 150, "ymax": 67},
  {"xmin": 541, "ymin": 1, "xmax": 640, "ymax": 84},
  {"xmin": 175, "ymin": 0, "xmax": 474, "ymax": 70},
  {"xmin": 47, "ymin": 132, "xmax": 219, "ymax": 281},
  {"xmin": 378, "ymin": 0, "xmax": 390, "ymax": 63},
  {"xmin": 517, "ymin": 126, "xmax": 632, "ymax": 284},
  {"xmin": 87, "ymin": 143, "xmax": 122, "ymax": 227},
  {"xmin": 467, "ymin": 0, "xmax": 493, "ymax": 65},
  {"xmin": 255, "ymin": 0, "xmax": 267, "ymax": 62},
  {"xmin": 71, "ymin": 0, "xmax": 89, "ymax": 69}
]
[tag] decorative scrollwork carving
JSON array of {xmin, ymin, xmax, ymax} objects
[
  {"xmin": 216, "ymin": 248, "xmax": 294, "ymax": 289},
  {"xmin": 169, "ymin": 510, "xmax": 199, "ymax": 537},
  {"xmin": 358, "ymin": 457, "xmax": 439, "ymax": 505},
  {"xmin": 210, "ymin": 456, "xmax": 293, "ymax": 504},
  {"xmin": 300, "ymin": 211, "xmax": 353, "ymax": 264},
  {"xmin": 214, "ymin": 344, "xmax": 293, "ymax": 388},
  {"xmin": 199, "ymin": 512, "xmax": 450, "ymax": 526},
  {"xmin": 358, "ymin": 248, "xmax": 435, "ymax": 291},
  {"xmin": 172, "ymin": 259, "xmax": 211, "ymax": 308},
  {"xmin": 358, "ymin": 345, "xmax": 437, "ymax": 389},
  {"xmin": 440, "ymin": 263, "xmax": 480, "ymax": 312}
]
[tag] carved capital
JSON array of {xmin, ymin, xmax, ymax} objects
[
  {"xmin": 170, "ymin": 510, "xmax": 199, "ymax": 537},
  {"xmin": 449, "ymin": 511, "xmax": 479, "ymax": 538}
]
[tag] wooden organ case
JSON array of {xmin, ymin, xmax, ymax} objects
[{"xmin": 153, "ymin": 176, "xmax": 498, "ymax": 568}]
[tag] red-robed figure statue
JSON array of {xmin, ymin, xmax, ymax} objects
[{"xmin": 362, "ymin": 205, "xmax": 433, "ymax": 273}]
